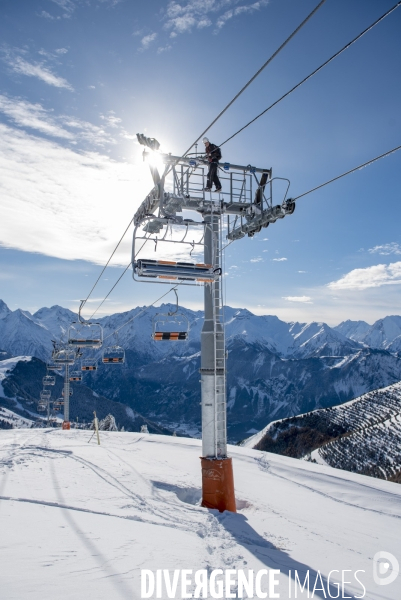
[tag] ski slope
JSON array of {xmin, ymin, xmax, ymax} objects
[{"xmin": 0, "ymin": 429, "xmax": 400, "ymax": 599}]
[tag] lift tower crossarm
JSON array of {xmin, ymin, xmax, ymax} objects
[{"xmin": 133, "ymin": 152, "xmax": 273, "ymax": 226}]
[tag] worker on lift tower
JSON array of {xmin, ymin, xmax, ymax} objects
[{"xmin": 203, "ymin": 137, "xmax": 222, "ymax": 192}]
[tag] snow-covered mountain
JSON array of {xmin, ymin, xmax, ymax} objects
[
  {"xmin": 335, "ymin": 316, "xmax": 401, "ymax": 352},
  {"xmin": 0, "ymin": 355, "xmax": 174, "ymax": 435},
  {"xmin": 1, "ymin": 428, "xmax": 400, "ymax": 600},
  {"xmin": 1, "ymin": 299, "xmax": 401, "ymax": 441},
  {"xmin": 0, "ymin": 299, "xmax": 372, "ymax": 362},
  {"xmin": 334, "ymin": 319, "xmax": 371, "ymax": 341}
]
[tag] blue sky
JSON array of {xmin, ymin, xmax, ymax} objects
[{"xmin": 0, "ymin": 0, "xmax": 400, "ymax": 324}]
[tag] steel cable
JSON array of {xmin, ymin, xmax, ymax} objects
[
  {"xmin": 181, "ymin": 0, "xmax": 327, "ymax": 157},
  {"xmin": 220, "ymin": 0, "xmax": 401, "ymax": 147},
  {"xmin": 293, "ymin": 144, "xmax": 401, "ymax": 201}
]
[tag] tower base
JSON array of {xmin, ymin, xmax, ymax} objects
[
  {"xmin": 201, "ymin": 457, "xmax": 236, "ymax": 513},
  {"xmin": 62, "ymin": 421, "xmax": 71, "ymax": 430}
]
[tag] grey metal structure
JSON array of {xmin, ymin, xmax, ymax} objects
[
  {"xmin": 51, "ymin": 344, "xmax": 76, "ymax": 426},
  {"xmin": 64, "ymin": 364, "xmax": 70, "ymax": 423},
  {"xmin": 133, "ymin": 134, "xmax": 295, "ymax": 505}
]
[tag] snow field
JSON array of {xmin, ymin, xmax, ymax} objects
[{"xmin": 0, "ymin": 429, "xmax": 400, "ymax": 599}]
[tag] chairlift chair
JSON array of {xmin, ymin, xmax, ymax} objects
[
  {"xmin": 134, "ymin": 259, "xmax": 219, "ymax": 283},
  {"xmin": 40, "ymin": 390, "xmax": 51, "ymax": 401},
  {"xmin": 152, "ymin": 314, "xmax": 189, "ymax": 341},
  {"xmin": 68, "ymin": 322, "xmax": 103, "ymax": 348},
  {"xmin": 152, "ymin": 289, "xmax": 189, "ymax": 341},
  {"xmin": 52, "ymin": 348, "xmax": 76, "ymax": 365},
  {"xmin": 37, "ymin": 402, "xmax": 47, "ymax": 412},
  {"xmin": 53, "ymin": 399, "xmax": 64, "ymax": 408},
  {"xmin": 69, "ymin": 371, "xmax": 82, "ymax": 382},
  {"xmin": 43, "ymin": 375, "xmax": 55, "ymax": 386},
  {"xmin": 102, "ymin": 345, "xmax": 125, "ymax": 364},
  {"xmin": 68, "ymin": 300, "xmax": 103, "ymax": 348},
  {"xmin": 81, "ymin": 359, "xmax": 98, "ymax": 371},
  {"xmin": 47, "ymin": 363, "xmax": 62, "ymax": 371},
  {"xmin": 102, "ymin": 333, "xmax": 125, "ymax": 364}
]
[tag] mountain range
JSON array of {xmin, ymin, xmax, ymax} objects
[{"xmin": 1, "ymin": 298, "xmax": 401, "ymax": 441}]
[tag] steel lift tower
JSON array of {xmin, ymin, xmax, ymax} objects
[
  {"xmin": 51, "ymin": 347, "xmax": 76, "ymax": 430},
  {"xmin": 133, "ymin": 134, "xmax": 295, "ymax": 512}
]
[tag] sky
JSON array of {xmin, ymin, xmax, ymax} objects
[{"xmin": 0, "ymin": 0, "xmax": 400, "ymax": 325}]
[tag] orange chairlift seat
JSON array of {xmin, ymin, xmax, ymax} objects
[
  {"xmin": 69, "ymin": 371, "xmax": 82, "ymax": 382},
  {"xmin": 152, "ymin": 292, "xmax": 189, "ymax": 341},
  {"xmin": 134, "ymin": 259, "xmax": 220, "ymax": 283},
  {"xmin": 102, "ymin": 332, "xmax": 125, "ymax": 364},
  {"xmin": 81, "ymin": 359, "xmax": 98, "ymax": 371}
]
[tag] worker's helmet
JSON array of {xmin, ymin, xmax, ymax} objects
[{"xmin": 202, "ymin": 137, "xmax": 209, "ymax": 144}]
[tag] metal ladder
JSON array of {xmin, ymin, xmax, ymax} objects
[{"xmin": 212, "ymin": 212, "xmax": 227, "ymax": 458}]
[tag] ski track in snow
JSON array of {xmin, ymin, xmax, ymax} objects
[{"xmin": 1, "ymin": 429, "xmax": 401, "ymax": 600}]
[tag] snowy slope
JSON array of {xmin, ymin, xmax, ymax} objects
[
  {"xmin": 0, "ymin": 406, "xmax": 33, "ymax": 428},
  {"xmin": 0, "ymin": 429, "xmax": 400, "ymax": 600},
  {"xmin": 243, "ymin": 381, "xmax": 401, "ymax": 482},
  {"xmin": 0, "ymin": 356, "xmax": 32, "ymax": 397}
]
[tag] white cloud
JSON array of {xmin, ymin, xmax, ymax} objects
[
  {"xmin": 0, "ymin": 95, "xmax": 113, "ymax": 147},
  {"xmin": 298, "ymin": 270, "xmax": 307, "ymax": 273},
  {"xmin": 368, "ymin": 242, "xmax": 401, "ymax": 256},
  {"xmin": 6, "ymin": 55, "xmax": 73, "ymax": 90},
  {"xmin": 328, "ymin": 262, "xmax": 401, "ymax": 290},
  {"xmin": 100, "ymin": 111, "xmax": 122, "ymax": 128},
  {"xmin": 282, "ymin": 296, "xmax": 313, "ymax": 303},
  {"xmin": 50, "ymin": 0, "xmax": 75, "ymax": 17},
  {"xmin": 216, "ymin": 1, "xmax": 268, "ymax": 30},
  {"xmin": 40, "ymin": 11, "xmax": 55, "ymax": 20},
  {"xmin": 272, "ymin": 257, "xmax": 287, "ymax": 262},
  {"xmin": 157, "ymin": 45, "xmax": 172, "ymax": 54},
  {"xmin": 0, "ymin": 95, "xmax": 73, "ymax": 140},
  {"xmin": 164, "ymin": 0, "xmax": 268, "ymax": 36},
  {"xmin": 140, "ymin": 33, "xmax": 157, "ymax": 50},
  {"xmin": 250, "ymin": 257, "xmax": 262, "ymax": 263},
  {"xmin": 0, "ymin": 123, "xmax": 152, "ymax": 265}
]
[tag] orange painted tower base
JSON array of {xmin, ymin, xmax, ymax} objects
[
  {"xmin": 201, "ymin": 457, "xmax": 236, "ymax": 513},
  {"xmin": 62, "ymin": 421, "xmax": 71, "ymax": 430}
]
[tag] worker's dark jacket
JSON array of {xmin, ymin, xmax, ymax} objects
[{"xmin": 206, "ymin": 143, "xmax": 221, "ymax": 163}]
